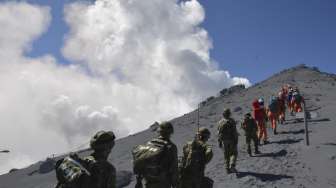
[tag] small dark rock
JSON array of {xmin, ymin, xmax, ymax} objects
[
  {"xmin": 206, "ymin": 96, "xmax": 215, "ymax": 102},
  {"xmin": 234, "ymin": 106, "xmax": 242, "ymax": 112},
  {"xmin": 9, "ymin": 168, "xmax": 19, "ymax": 173},
  {"xmin": 219, "ymin": 84, "xmax": 245, "ymax": 96},
  {"xmin": 150, "ymin": 121, "xmax": 160, "ymax": 132}
]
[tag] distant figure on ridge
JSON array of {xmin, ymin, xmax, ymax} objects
[
  {"xmin": 217, "ymin": 108, "xmax": 239, "ymax": 174},
  {"xmin": 241, "ymin": 113, "xmax": 260, "ymax": 156},
  {"xmin": 55, "ymin": 130, "xmax": 117, "ymax": 188},
  {"xmin": 179, "ymin": 127, "xmax": 214, "ymax": 188},
  {"xmin": 132, "ymin": 121, "xmax": 178, "ymax": 188}
]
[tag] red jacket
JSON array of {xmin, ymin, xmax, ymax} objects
[{"xmin": 252, "ymin": 100, "xmax": 265, "ymax": 122}]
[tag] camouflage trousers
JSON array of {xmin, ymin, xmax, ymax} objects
[
  {"xmin": 223, "ymin": 141, "xmax": 238, "ymax": 169},
  {"xmin": 246, "ymin": 134, "xmax": 258, "ymax": 154}
]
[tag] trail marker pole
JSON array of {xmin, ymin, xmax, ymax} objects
[{"xmin": 197, "ymin": 103, "xmax": 200, "ymax": 132}]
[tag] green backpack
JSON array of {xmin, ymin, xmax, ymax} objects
[
  {"xmin": 182, "ymin": 140, "xmax": 205, "ymax": 171},
  {"xmin": 55, "ymin": 154, "xmax": 92, "ymax": 188},
  {"xmin": 218, "ymin": 118, "xmax": 237, "ymax": 141},
  {"xmin": 132, "ymin": 138, "xmax": 168, "ymax": 180}
]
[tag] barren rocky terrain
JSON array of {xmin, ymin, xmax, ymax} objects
[{"xmin": 1, "ymin": 65, "xmax": 335, "ymax": 188}]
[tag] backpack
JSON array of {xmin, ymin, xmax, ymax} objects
[
  {"xmin": 182, "ymin": 140, "xmax": 205, "ymax": 172},
  {"xmin": 269, "ymin": 98, "xmax": 278, "ymax": 113},
  {"xmin": 293, "ymin": 94, "xmax": 302, "ymax": 103},
  {"xmin": 132, "ymin": 138, "xmax": 168, "ymax": 180},
  {"xmin": 55, "ymin": 154, "xmax": 92, "ymax": 188},
  {"xmin": 218, "ymin": 118, "xmax": 237, "ymax": 142},
  {"xmin": 242, "ymin": 118, "xmax": 257, "ymax": 134}
]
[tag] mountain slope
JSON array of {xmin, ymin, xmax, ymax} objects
[{"xmin": 1, "ymin": 65, "xmax": 336, "ymax": 188}]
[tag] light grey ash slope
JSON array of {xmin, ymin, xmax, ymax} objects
[{"xmin": 1, "ymin": 65, "xmax": 335, "ymax": 188}]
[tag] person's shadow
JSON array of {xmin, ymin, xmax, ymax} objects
[
  {"xmin": 270, "ymin": 138, "xmax": 303, "ymax": 145},
  {"xmin": 279, "ymin": 129, "xmax": 305, "ymax": 135},
  {"xmin": 236, "ymin": 171, "xmax": 293, "ymax": 182},
  {"xmin": 253, "ymin": 149, "xmax": 287, "ymax": 158}
]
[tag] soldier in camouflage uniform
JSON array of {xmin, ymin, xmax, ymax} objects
[
  {"xmin": 179, "ymin": 127, "xmax": 213, "ymax": 188},
  {"xmin": 241, "ymin": 113, "xmax": 260, "ymax": 156},
  {"xmin": 217, "ymin": 108, "xmax": 239, "ymax": 173},
  {"xmin": 136, "ymin": 121, "xmax": 178, "ymax": 188},
  {"xmin": 84, "ymin": 130, "xmax": 117, "ymax": 188},
  {"xmin": 55, "ymin": 130, "xmax": 116, "ymax": 188}
]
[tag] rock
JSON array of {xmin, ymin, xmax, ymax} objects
[
  {"xmin": 219, "ymin": 84, "xmax": 246, "ymax": 96},
  {"xmin": 150, "ymin": 121, "xmax": 159, "ymax": 132},
  {"xmin": 9, "ymin": 168, "xmax": 19, "ymax": 173},
  {"xmin": 206, "ymin": 96, "xmax": 215, "ymax": 102},
  {"xmin": 234, "ymin": 106, "xmax": 242, "ymax": 112}
]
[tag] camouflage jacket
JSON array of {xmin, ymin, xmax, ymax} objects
[
  {"xmin": 181, "ymin": 139, "xmax": 213, "ymax": 177},
  {"xmin": 145, "ymin": 136, "xmax": 179, "ymax": 187},
  {"xmin": 217, "ymin": 117, "xmax": 238, "ymax": 143},
  {"xmin": 241, "ymin": 117, "xmax": 258, "ymax": 136},
  {"xmin": 83, "ymin": 154, "xmax": 116, "ymax": 188},
  {"xmin": 55, "ymin": 154, "xmax": 116, "ymax": 188}
]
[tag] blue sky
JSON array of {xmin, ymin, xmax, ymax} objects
[{"xmin": 26, "ymin": 0, "xmax": 336, "ymax": 83}]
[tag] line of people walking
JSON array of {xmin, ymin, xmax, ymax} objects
[{"xmin": 54, "ymin": 84, "xmax": 305, "ymax": 188}]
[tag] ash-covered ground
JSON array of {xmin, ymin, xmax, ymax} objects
[{"xmin": 1, "ymin": 65, "xmax": 336, "ymax": 188}]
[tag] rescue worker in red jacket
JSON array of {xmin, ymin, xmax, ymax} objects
[{"xmin": 252, "ymin": 99, "xmax": 268, "ymax": 144}]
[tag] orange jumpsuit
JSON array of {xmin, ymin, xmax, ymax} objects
[{"xmin": 253, "ymin": 100, "xmax": 267, "ymax": 142}]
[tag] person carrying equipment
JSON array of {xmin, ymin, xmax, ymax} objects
[
  {"xmin": 287, "ymin": 87, "xmax": 294, "ymax": 114},
  {"xmin": 241, "ymin": 113, "xmax": 260, "ymax": 156},
  {"xmin": 217, "ymin": 108, "xmax": 239, "ymax": 174},
  {"xmin": 278, "ymin": 91, "xmax": 286, "ymax": 124},
  {"xmin": 179, "ymin": 127, "xmax": 213, "ymax": 188},
  {"xmin": 268, "ymin": 96, "xmax": 279, "ymax": 135},
  {"xmin": 292, "ymin": 91, "xmax": 304, "ymax": 113},
  {"xmin": 55, "ymin": 130, "xmax": 117, "ymax": 188},
  {"xmin": 132, "ymin": 121, "xmax": 178, "ymax": 188},
  {"xmin": 253, "ymin": 99, "xmax": 268, "ymax": 144}
]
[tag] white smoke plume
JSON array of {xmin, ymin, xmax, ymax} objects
[{"xmin": 0, "ymin": 0, "xmax": 249, "ymax": 174}]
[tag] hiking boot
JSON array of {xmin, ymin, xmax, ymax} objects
[
  {"xmin": 263, "ymin": 140, "xmax": 269, "ymax": 145},
  {"xmin": 255, "ymin": 150, "xmax": 261, "ymax": 155},
  {"xmin": 226, "ymin": 168, "xmax": 231, "ymax": 174},
  {"xmin": 247, "ymin": 150, "xmax": 252, "ymax": 157},
  {"xmin": 230, "ymin": 167, "xmax": 237, "ymax": 173},
  {"xmin": 273, "ymin": 129, "xmax": 277, "ymax": 135}
]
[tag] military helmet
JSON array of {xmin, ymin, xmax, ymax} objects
[
  {"xmin": 223, "ymin": 108, "xmax": 231, "ymax": 117},
  {"xmin": 158, "ymin": 121, "xmax": 174, "ymax": 135},
  {"xmin": 198, "ymin": 127, "xmax": 211, "ymax": 138},
  {"xmin": 90, "ymin": 130, "xmax": 116, "ymax": 151}
]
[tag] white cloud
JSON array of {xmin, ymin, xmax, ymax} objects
[{"xmin": 0, "ymin": 0, "xmax": 250, "ymax": 174}]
